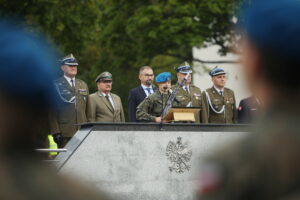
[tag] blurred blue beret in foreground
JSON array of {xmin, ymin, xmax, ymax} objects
[
  {"xmin": 239, "ymin": 0, "xmax": 300, "ymax": 60},
  {"xmin": 155, "ymin": 72, "xmax": 171, "ymax": 83},
  {"xmin": 0, "ymin": 21, "xmax": 60, "ymax": 109}
]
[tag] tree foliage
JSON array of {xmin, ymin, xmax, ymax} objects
[{"xmin": 0, "ymin": 0, "xmax": 242, "ymax": 119}]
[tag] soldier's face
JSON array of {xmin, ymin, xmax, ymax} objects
[
  {"xmin": 97, "ymin": 80, "xmax": 112, "ymax": 93},
  {"xmin": 212, "ymin": 74, "xmax": 226, "ymax": 89},
  {"xmin": 177, "ymin": 73, "xmax": 191, "ymax": 84},
  {"xmin": 158, "ymin": 80, "xmax": 171, "ymax": 93},
  {"xmin": 61, "ymin": 65, "xmax": 77, "ymax": 78},
  {"xmin": 139, "ymin": 68, "xmax": 154, "ymax": 86}
]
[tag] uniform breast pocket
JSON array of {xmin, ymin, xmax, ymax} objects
[
  {"xmin": 78, "ymin": 89, "xmax": 88, "ymax": 96},
  {"xmin": 153, "ymin": 102, "xmax": 162, "ymax": 116},
  {"xmin": 212, "ymin": 103, "xmax": 223, "ymax": 111},
  {"xmin": 176, "ymin": 96, "xmax": 186, "ymax": 101},
  {"xmin": 225, "ymin": 98, "xmax": 234, "ymax": 105},
  {"xmin": 78, "ymin": 89, "xmax": 88, "ymax": 101}
]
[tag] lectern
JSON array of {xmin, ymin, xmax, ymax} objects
[{"xmin": 163, "ymin": 108, "xmax": 200, "ymax": 122}]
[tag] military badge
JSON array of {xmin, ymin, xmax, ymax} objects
[{"xmin": 166, "ymin": 137, "xmax": 192, "ymax": 173}]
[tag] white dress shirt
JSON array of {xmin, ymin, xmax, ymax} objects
[
  {"xmin": 141, "ymin": 84, "xmax": 154, "ymax": 97},
  {"xmin": 214, "ymin": 86, "xmax": 224, "ymax": 96},
  {"xmin": 64, "ymin": 75, "xmax": 75, "ymax": 87},
  {"xmin": 102, "ymin": 92, "xmax": 115, "ymax": 109}
]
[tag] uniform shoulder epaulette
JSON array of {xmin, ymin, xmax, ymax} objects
[
  {"xmin": 206, "ymin": 88, "xmax": 213, "ymax": 92},
  {"xmin": 224, "ymin": 87, "xmax": 234, "ymax": 94},
  {"xmin": 54, "ymin": 76, "xmax": 64, "ymax": 83}
]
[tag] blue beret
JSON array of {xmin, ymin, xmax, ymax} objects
[
  {"xmin": 155, "ymin": 72, "xmax": 171, "ymax": 83},
  {"xmin": 209, "ymin": 67, "xmax": 226, "ymax": 77},
  {"xmin": 61, "ymin": 54, "xmax": 78, "ymax": 66},
  {"xmin": 240, "ymin": 0, "xmax": 300, "ymax": 60},
  {"xmin": 0, "ymin": 21, "xmax": 60, "ymax": 109},
  {"xmin": 176, "ymin": 62, "xmax": 192, "ymax": 74}
]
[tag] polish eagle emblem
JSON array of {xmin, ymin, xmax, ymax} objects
[{"xmin": 166, "ymin": 137, "xmax": 192, "ymax": 173}]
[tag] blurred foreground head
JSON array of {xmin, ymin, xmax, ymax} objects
[
  {"xmin": 239, "ymin": 0, "xmax": 300, "ymax": 106},
  {"xmin": 0, "ymin": 21, "xmax": 59, "ymax": 152}
]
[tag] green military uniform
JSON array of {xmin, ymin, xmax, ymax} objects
[
  {"xmin": 136, "ymin": 90, "xmax": 179, "ymax": 122},
  {"xmin": 171, "ymin": 83, "xmax": 208, "ymax": 123},
  {"xmin": 49, "ymin": 77, "xmax": 89, "ymax": 137},
  {"xmin": 87, "ymin": 91, "xmax": 125, "ymax": 122},
  {"xmin": 202, "ymin": 87, "xmax": 237, "ymax": 124}
]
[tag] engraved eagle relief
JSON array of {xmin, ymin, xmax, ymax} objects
[{"xmin": 166, "ymin": 137, "xmax": 192, "ymax": 173}]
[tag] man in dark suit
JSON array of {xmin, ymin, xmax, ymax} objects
[
  {"xmin": 128, "ymin": 66, "xmax": 156, "ymax": 122},
  {"xmin": 238, "ymin": 96, "xmax": 261, "ymax": 124}
]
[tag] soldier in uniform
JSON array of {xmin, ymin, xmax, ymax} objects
[
  {"xmin": 198, "ymin": 0, "xmax": 300, "ymax": 199},
  {"xmin": 171, "ymin": 62, "xmax": 208, "ymax": 123},
  {"xmin": 136, "ymin": 72, "xmax": 178, "ymax": 122},
  {"xmin": 87, "ymin": 72, "xmax": 125, "ymax": 122},
  {"xmin": 238, "ymin": 96, "xmax": 261, "ymax": 124},
  {"xmin": 0, "ymin": 21, "xmax": 109, "ymax": 200},
  {"xmin": 49, "ymin": 54, "xmax": 89, "ymax": 147},
  {"xmin": 202, "ymin": 67, "xmax": 237, "ymax": 124}
]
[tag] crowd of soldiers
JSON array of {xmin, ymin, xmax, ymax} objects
[{"xmin": 50, "ymin": 54, "xmax": 258, "ymax": 147}]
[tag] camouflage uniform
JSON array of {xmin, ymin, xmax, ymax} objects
[
  {"xmin": 198, "ymin": 100, "xmax": 300, "ymax": 200},
  {"xmin": 202, "ymin": 87, "xmax": 237, "ymax": 124},
  {"xmin": 136, "ymin": 90, "xmax": 179, "ymax": 122},
  {"xmin": 0, "ymin": 159, "xmax": 110, "ymax": 200},
  {"xmin": 171, "ymin": 83, "xmax": 208, "ymax": 123}
]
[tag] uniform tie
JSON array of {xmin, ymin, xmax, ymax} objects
[
  {"xmin": 220, "ymin": 90, "xmax": 223, "ymax": 96},
  {"xmin": 71, "ymin": 79, "xmax": 75, "ymax": 88},
  {"xmin": 105, "ymin": 95, "xmax": 114, "ymax": 110}
]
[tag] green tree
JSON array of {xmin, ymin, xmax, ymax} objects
[{"xmin": 0, "ymin": 0, "xmax": 242, "ymax": 120}]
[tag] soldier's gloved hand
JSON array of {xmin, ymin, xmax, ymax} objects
[{"xmin": 52, "ymin": 133, "xmax": 63, "ymax": 147}]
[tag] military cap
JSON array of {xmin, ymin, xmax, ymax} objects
[
  {"xmin": 176, "ymin": 62, "xmax": 192, "ymax": 74},
  {"xmin": 209, "ymin": 67, "xmax": 226, "ymax": 77},
  {"xmin": 61, "ymin": 54, "xmax": 78, "ymax": 66},
  {"xmin": 0, "ymin": 21, "xmax": 60, "ymax": 109},
  {"xmin": 155, "ymin": 72, "xmax": 171, "ymax": 83},
  {"xmin": 95, "ymin": 71, "xmax": 113, "ymax": 82},
  {"xmin": 240, "ymin": 0, "xmax": 300, "ymax": 60}
]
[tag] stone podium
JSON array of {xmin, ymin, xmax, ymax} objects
[{"xmin": 57, "ymin": 123, "xmax": 251, "ymax": 200}]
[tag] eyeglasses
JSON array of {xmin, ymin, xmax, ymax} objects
[{"xmin": 144, "ymin": 74, "xmax": 154, "ymax": 77}]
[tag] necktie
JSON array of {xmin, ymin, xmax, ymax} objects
[
  {"xmin": 70, "ymin": 79, "xmax": 75, "ymax": 91},
  {"xmin": 220, "ymin": 91, "xmax": 223, "ymax": 96},
  {"xmin": 71, "ymin": 79, "xmax": 75, "ymax": 87},
  {"xmin": 105, "ymin": 95, "xmax": 114, "ymax": 110},
  {"xmin": 184, "ymin": 86, "xmax": 189, "ymax": 93},
  {"xmin": 145, "ymin": 88, "xmax": 152, "ymax": 96}
]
